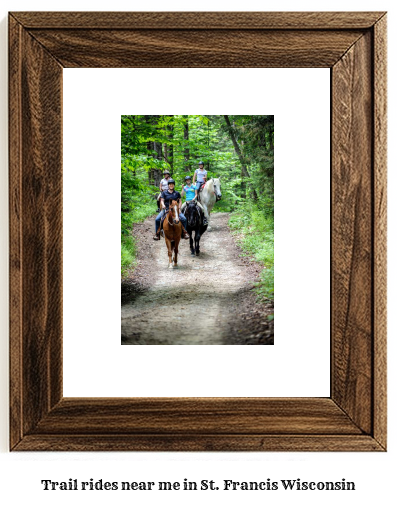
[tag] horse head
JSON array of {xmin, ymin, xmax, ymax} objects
[
  {"xmin": 213, "ymin": 178, "xmax": 222, "ymax": 201},
  {"xmin": 168, "ymin": 200, "xmax": 180, "ymax": 224},
  {"xmin": 185, "ymin": 201, "xmax": 199, "ymax": 227}
]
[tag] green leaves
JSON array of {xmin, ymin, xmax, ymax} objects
[
  {"xmin": 229, "ymin": 201, "xmax": 274, "ymax": 301},
  {"xmin": 121, "ymin": 115, "xmax": 274, "ymax": 277}
]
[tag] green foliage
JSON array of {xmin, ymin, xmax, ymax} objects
[
  {"xmin": 121, "ymin": 161, "xmax": 157, "ymax": 276},
  {"xmin": 229, "ymin": 200, "xmax": 274, "ymax": 301},
  {"xmin": 121, "ymin": 235, "xmax": 136, "ymax": 277},
  {"xmin": 121, "ymin": 115, "xmax": 274, "ymax": 278},
  {"xmin": 255, "ymin": 266, "xmax": 274, "ymax": 301}
]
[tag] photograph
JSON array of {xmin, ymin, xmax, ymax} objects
[
  {"xmin": 121, "ymin": 115, "xmax": 274, "ymax": 345},
  {"xmin": 5, "ymin": 1, "xmax": 388, "ymax": 462}
]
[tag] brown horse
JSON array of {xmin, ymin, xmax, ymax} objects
[{"xmin": 162, "ymin": 200, "xmax": 182, "ymax": 268}]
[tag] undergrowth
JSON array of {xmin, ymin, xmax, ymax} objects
[
  {"xmin": 121, "ymin": 174, "xmax": 157, "ymax": 277},
  {"xmin": 228, "ymin": 199, "xmax": 274, "ymax": 302}
]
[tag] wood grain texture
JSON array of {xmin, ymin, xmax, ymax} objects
[
  {"xmin": 9, "ymin": 19, "xmax": 64, "ymax": 446},
  {"xmin": 8, "ymin": 11, "xmax": 387, "ymax": 452},
  {"xmin": 14, "ymin": 435, "xmax": 383, "ymax": 452},
  {"xmin": 27, "ymin": 29, "xmax": 364, "ymax": 68},
  {"xmin": 332, "ymin": 32, "xmax": 373, "ymax": 434},
  {"xmin": 373, "ymin": 14, "xmax": 387, "ymax": 450},
  {"xmin": 11, "ymin": 11, "xmax": 386, "ymax": 29},
  {"xmin": 31, "ymin": 398, "xmax": 362, "ymax": 435},
  {"xmin": 9, "ymin": 14, "xmax": 23, "ymax": 450}
]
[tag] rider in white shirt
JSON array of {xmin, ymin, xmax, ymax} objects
[
  {"xmin": 193, "ymin": 161, "xmax": 207, "ymax": 193},
  {"xmin": 157, "ymin": 170, "xmax": 171, "ymax": 211}
]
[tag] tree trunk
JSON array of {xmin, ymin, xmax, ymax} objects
[
  {"xmin": 223, "ymin": 115, "xmax": 258, "ymax": 200},
  {"xmin": 163, "ymin": 143, "xmax": 169, "ymax": 165},
  {"xmin": 147, "ymin": 140, "xmax": 162, "ymax": 187},
  {"xmin": 224, "ymin": 115, "xmax": 249, "ymax": 178},
  {"xmin": 168, "ymin": 121, "xmax": 174, "ymax": 171},
  {"xmin": 184, "ymin": 115, "xmax": 190, "ymax": 172}
]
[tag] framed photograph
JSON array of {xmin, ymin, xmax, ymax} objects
[
  {"xmin": 120, "ymin": 113, "xmax": 275, "ymax": 347},
  {"xmin": 64, "ymin": 67, "xmax": 330, "ymax": 400},
  {"xmin": 9, "ymin": 11, "xmax": 387, "ymax": 451}
]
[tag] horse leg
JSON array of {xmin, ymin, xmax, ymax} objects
[
  {"xmin": 195, "ymin": 228, "xmax": 201, "ymax": 255},
  {"xmin": 171, "ymin": 241, "xmax": 176, "ymax": 268},
  {"xmin": 173, "ymin": 240, "xmax": 179, "ymax": 267},
  {"xmin": 203, "ymin": 204, "xmax": 211, "ymax": 229},
  {"xmin": 166, "ymin": 239, "xmax": 173, "ymax": 268},
  {"xmin": 189, "ymin": 232, "xmax": 195, "ymax": 255}
]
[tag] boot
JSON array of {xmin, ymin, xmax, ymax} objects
[
  {"xmin": 153, "ymin": 230, "xmax": 161, "ymax": 241},
  {"xmin": 181, "ymin": 227, "xmax": 189, "ymax": 240}
]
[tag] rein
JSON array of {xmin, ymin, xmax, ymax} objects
[
  {"xmin": 187, "ymin": 203, "xmax": 204, "ymax": 228},
  {"xmin": 166, "ymin": 203, "xmax": 180, "ymax": 227},
  {"xmin": 187, "ymin": 207, "xmax": 198, "ymax": 227},
  {"xmin": 166, "ymin": 208, "xmax": 175, "ymax": 226},
  {"xmin": 203, "ymin": 179, "xmax": 219, "ymax": 199}
]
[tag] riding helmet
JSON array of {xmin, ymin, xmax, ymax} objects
[
  {"xmin": 167, "ymin": 178, "xmax": 175, "ymax": 184},
  {"xmin": 185, "ymin": 175, "xmax": 192, "ymax": 181},
  {"xmin": 164, "ymin": 170, "xmax": 170, "ymax": 175},
  {"xmin": 198, "ymin": 161, "xmax": 204, "ymax": 165}
]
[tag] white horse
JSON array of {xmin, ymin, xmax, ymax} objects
[{"xmin": 199, "ymin": 178, "xmax": 222, "ymax": 229}]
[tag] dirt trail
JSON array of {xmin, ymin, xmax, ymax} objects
[{"xmin": 121, "ymin": 213, "xmax": 273, "ymax": 345}]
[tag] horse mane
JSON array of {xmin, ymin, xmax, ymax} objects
[
  {"xmin": 186, "ymin": 200, "xmax": 199, "ymax": 216},
  {"xmin": 205, "ymin": 179, "xmax": 214, "ymax": 191},
  {"xmin": 167, "ymin": 200, "xmax": 178, "ymax": 219}
]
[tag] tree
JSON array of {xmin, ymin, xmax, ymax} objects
[
  {"xmin": 146, "ymin": 116, "xmax": 163, "ymax": 187},
  {"xmin": 183, "ymin": 115, "xmax": 190, "ymax": 172},
  {"xmin": 164, "ymin": 115, "xmax": 174, "ymax": 171},
  {"xmin": 223, "ymin": 115, "xmax": 257, "ymax": 199},
  {"xmin": 121, "ymin": 114, "xmax": 274, "ymax": 297},
  {"xmin": 223, "ymin": 115, "xmax": 250, "ymax": 178}
]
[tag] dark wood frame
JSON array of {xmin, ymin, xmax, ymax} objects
[{"xmin": 9, "ymin": 12, "xmax": 387, "ymax": 451}]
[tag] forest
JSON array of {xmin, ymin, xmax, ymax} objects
[{"xmin": 121, "ymin": 114, "xmax": 274, "ymax": 302}]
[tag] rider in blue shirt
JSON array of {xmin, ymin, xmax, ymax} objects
[
  {"xmin": 182, "ymin": 179, "xmax": 197, "ymax": 201},
  {"xmin": 181, "ymin": 175, "xmax": 208, "ymax": 225}
]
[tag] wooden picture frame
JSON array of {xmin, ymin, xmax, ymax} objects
[{"xmin": 9, "ymin": 11, "xmax": 387, "ymax": 451}]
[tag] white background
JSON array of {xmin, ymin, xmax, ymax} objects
[
  {"xmin": 63, "ymin": 68, "xmax": 330, "ymax": 397},
  {"xmin": 0, "ymin": 1, "xmax": 395, "ymax": 507}
]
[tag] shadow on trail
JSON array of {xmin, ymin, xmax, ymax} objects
[
  {"xmin": 122, "ymin": 287, "xmax": 235, "ymax": 345},
  {"xmin": 121, "ymin": 212, "xmax": 274, "ymax": 345}
]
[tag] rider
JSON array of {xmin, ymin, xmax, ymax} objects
[
  {"xmin": 181, "ymin": 175, "xmax": 208, "ymax": 226},
  {"xmin": 153, "ymin": 178, "xmax": 189, "ymax": 241},
  {"xmin": 192, "ymin": 161, "xmax": 207, "ymax": 195},
  {"xmin": 157, "ymin": 169, "xmax": 171, "ymax": 212}
]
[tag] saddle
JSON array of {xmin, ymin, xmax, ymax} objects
[
  {"xmin": 160, "ymin": 209, "xmax": 177, "ymax": 230},
  {"xmin": 187, "ymin": 202, "xmax": 205, "ymax": 226},
  {"xmin": 196, "ymin": 183, "xmax": 205, "ymax": 202},
  {"xmin": 160, "ymin": 212, "xmax": 167, "ymax": 230}
]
